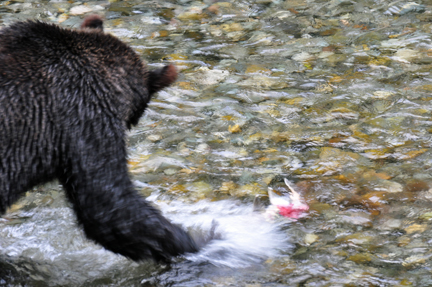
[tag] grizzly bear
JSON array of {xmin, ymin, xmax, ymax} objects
[{"xmin": 0, "ymin": 16, "xmax": 197, "ymax": 262}]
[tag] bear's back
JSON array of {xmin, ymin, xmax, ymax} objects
[
  {"xmin": 0, "ymin": 21, "xmax": 145, "ymax": 81},
  {"xmin": 0, "ymin": 21, "xmax": 149, "ymax": 126}
]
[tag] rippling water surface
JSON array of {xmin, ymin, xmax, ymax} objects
[
  {"xmin": 0, "ymin": 189, "xmax": 292, "ymax": 285},
  {"xmin": 3, "ymin": 0, "xmax": 432, "ymax": 286}
]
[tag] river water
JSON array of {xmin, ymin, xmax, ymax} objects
[{"xmin": 2, "ymin": 0, "xmax": 432, "ymax": 286}]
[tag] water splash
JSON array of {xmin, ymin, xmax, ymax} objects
[
  {"xmin": 147, "ymin": 193, "xmax": 292, "ymax": 268},
  {"xmin": 0, "ymin": 192, "xmax": 292, "ymax": 284}
]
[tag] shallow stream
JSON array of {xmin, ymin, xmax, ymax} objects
[{"xmin": 3, "ymin": 0, "xmax": 432, "ymax": 286}]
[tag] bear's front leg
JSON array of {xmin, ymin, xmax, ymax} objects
[{"xmin": 58, "ymin": 125, "xmax": 197, "ymax": 262}]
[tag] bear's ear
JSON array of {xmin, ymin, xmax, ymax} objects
[
  {"xmin": 80, "ymin": 15, "xmax": 104, "ymax": 31},
  {"xmin": 148, "ymin": 64, "xmax": 178, "ymax": 95}
]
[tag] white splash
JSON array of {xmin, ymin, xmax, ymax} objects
[
  {"xmin": 0, "ymin": 191, "xmax": 293, "ymax": 284},
  {"xmin": 147, "ymin": 194, "xmax": 292, "ymax": 268}
]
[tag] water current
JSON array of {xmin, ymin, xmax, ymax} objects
[{"xmin": 3, "ymin": 0, "xmax": 432, "ymax": 286}]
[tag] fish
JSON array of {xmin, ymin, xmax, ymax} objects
[{"xmin": 255, "ymin": 178, "xmax": 309, "ymax": 220}]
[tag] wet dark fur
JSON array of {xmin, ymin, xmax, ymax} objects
[{"xmin": 0, "ymin": 16, "xmax": 197, "ymax": 262}]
